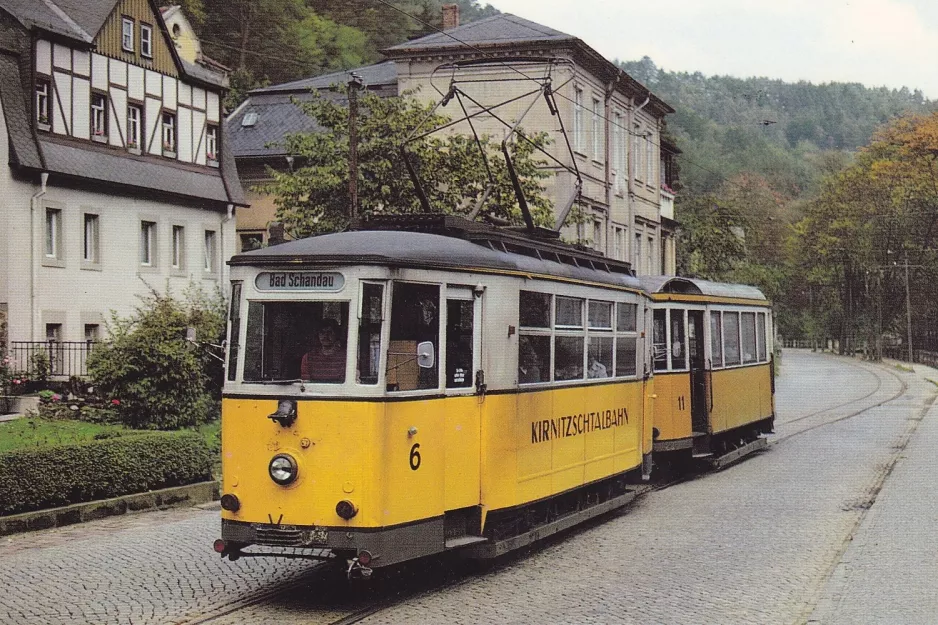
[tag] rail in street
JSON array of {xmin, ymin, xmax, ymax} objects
[{"xmin": 0, "ymin": 349, "xmax": 935, "ymax": 625}]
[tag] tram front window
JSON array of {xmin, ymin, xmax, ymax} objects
[{"xmin": 243, "ymin": 301, "xmax": 350, "ymax": 383}]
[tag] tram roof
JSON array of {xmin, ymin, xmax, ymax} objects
[
  {"xmin": 639, "ymin": 276, "xmax": 767, "ymax": 301},
  {"xmin": 230, "ymin": 229, "xmax": 643, "ymax": 291}
]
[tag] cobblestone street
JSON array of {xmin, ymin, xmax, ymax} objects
[{"xmin": 0, "ymin": 350, "xmax": 934, "ymax": 624}]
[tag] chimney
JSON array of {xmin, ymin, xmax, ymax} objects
[{"xmin": 442, "ymin": 4, "xmax": 460, "ymax": 30}]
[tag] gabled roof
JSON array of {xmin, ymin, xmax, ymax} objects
[
  {"xmin": 384, "ymin": 14, "xmax": 575, "ymax": 52},
  {"xmin": 383, "ymin": 13, "xmax": 673, "ymax": 116},
  {"xmin": 252, "ymin": 61, "xmax": 398, "ymax": 95},
  {"xmin": 228, "ymin": 62, "xmax": 398, "ymax": 159}
]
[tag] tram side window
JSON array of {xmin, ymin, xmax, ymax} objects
[
  {"xmin": 757, "ymin": 313, "xmax": 768, "ymax": 362},
  {"xmin": 710, "ymin": 312, "xmax": 723, "ymax": 368},
  {"xmin": 519, "ymin": 291, "xmax": 552, "ymax": 384},
  {"xmin": 226, "ymin": 281, "xmax": 242, "ymax": 381},
  {"xmin": 387, "ymin": 283, "xmax": 439, "ymax": 391},
  {"xmin": 741, "ymin": 312, "xmax": 757, "ymax": 364},
  {"xmin": 519, "ymin": 335, "xmax": 550, "ymax": 383},
  {"xmin": 555, "ymin": 296, "xmax": 584, "ymax": 381},
  {"xmin": 587, "ymin": 301, "xmax": 612, "ymax": 378},
  {"xmin": 615, "ymin": 302, "xmax": 637, "ymax": 377},
  {"xmin": 243, "ymin": 301, "xmax": 350, "ymax": 382},
  {"xmin": 357, "ymin": 283, "xmax": 384, "ymax": 385},
  {"xmin": 653, "ymin": 309, "xmax": 668, "ymax": 371},
  {"xmin": 446, "ymin": 299, "xmax": 473, "ymax": 388},
  {"xmin": 723, "ymin": 312, "xmax": 741, "ymax": 366},
  {"xmin": 671, "ymin": 309, "xmax": 687, "ymax": 370}
]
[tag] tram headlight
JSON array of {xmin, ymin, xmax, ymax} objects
[{"xmin": 269, "ymin": 454, "xmax": 298, "ymax": 485}]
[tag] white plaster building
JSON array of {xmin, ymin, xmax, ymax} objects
[{"xmin": 0, "ymin": 0, "xmax": 245, "ymax": 373}]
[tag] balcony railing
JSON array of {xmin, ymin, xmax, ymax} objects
[{"xmin": 8, "ymin": 341, "xmax": 98, "ymax": 379}]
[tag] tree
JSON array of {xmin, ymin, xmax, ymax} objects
[
  {"xmin": 263, "ymin": 87, "xmax": 555, "ymax": 237},
  {"xmin": 87, "ymin": 286, "xmax": 226, "ymax": 430}
]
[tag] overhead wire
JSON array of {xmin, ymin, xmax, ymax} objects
[{"xmin": 369, "ymin": 0, "xmax": 751, "ymax": 191}]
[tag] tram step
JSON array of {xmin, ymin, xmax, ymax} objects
[
  {"xmin": 445, "ymin": 535, "xmax": 489, "ymax": 549},
  {"xmin": 692, "ymin": 452, "xmax": 714, "ymax": 459}
]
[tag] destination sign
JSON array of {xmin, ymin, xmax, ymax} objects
[{"xmin": 255, "ymin": 271, "xmax": 345, "ymax": 292}]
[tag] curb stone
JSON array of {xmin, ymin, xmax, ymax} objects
[{"xmin": 0, "ymin": 480, "xmax": 220, "ymax": 536}]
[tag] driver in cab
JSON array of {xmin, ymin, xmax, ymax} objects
[{"xmin": 300, "ymin": 319, "xmax": 346, "ymax": 383}]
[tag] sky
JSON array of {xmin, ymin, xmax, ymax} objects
[{"xmin": 488, "ymin": 0, "xmax": 938, "ymax": 98}]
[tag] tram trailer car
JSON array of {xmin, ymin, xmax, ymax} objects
[
  {"xmin": 640, "ymin": 277, "xmax": 775, "ymax": 467},
  {"xmin": 215, "ymin": 217, "xmax": 655, "ymax": 575}
]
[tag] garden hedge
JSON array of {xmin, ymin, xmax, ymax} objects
[{"xmin": 0, "ymin": 432, "xmax": 212, "ymax": 516}]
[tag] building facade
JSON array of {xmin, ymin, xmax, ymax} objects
[
  {"xmin": 0, "ymin": 0, "xmax": 245, "ymax": 369},
  {"xmin": 228, "ymin": 12, "xmax": 677, "ymax": 275}
]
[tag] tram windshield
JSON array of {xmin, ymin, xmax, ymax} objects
[{"xmin": 243, "ymin": 301, "xmax": 350, "ymax": 383}]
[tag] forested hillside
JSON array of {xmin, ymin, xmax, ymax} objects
[
  {"xmin": 620, "ymin": 57, "xmax": 936, "ymax": 197},
  {"xmin": 179, "ymin": 0, "xmax": 497, "ymax": 106}
]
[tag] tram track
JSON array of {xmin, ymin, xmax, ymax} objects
[{"xmin": 772, "ymin": 358, "xmax": 909, "ymax": 445}]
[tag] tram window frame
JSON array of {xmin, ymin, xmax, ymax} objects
[
  {"xmin": 226, "ymin": 281, "xmax": 242, "ymax": 382},
  {"xmin": 386, "ymin": 282, "xmax": 440, "ymax": 392},
  {"xmin": 757, "ymin": 312, "xmax": 768, "ymax": 362},
  {"xmin": 670, "ymin": 309, "xmax": 687, "ymax": 371},
  {"xmin": 587, "ymin": 300, "xmax": 613, "ymax": 379},
  {"xmin": 710, "ymin": 311, "xmax": 724, "ymax": 369},
  {"xmin": 741, "ymin": 312, "xmax": 757, "ymax": 364},
  {"xmin": 242, "ymin": 300, "xmax": 351, "ymax": 383},
  {"xmin": 554, "ymin": 297, "xmax": 585, "ymax": 381},
  {"xmin": 723, "ymin": 311, "xmax": 742, "ymax": 366},
  {"xmin": 519, "ymin": 290, "xmax": 553, "ymax": 385},
  {"xmin": 614, "ymin": 301, "xmax": 638, "ymax": 378},
  {"xmin": 652, "ymin": 309, "xmax": 668, "ymax": 372},
  {"xmin": 357, "ymin": 282, "xmax": 385, "ymax": 386}
]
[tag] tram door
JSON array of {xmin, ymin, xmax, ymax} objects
[
  {"xmin": 442, "ymin": 287, "xmax": 483, "ymax": 515},
  {"xmin": 687, "ymin": 310, "xmax": 709, "ymax": 433}
]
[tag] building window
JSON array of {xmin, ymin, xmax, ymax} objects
[
  {"xmin": 127, "ymin": 104, "xmax": 142, "ymax": 150},
  {"xmin": 613, "ymin": 112, "xmax": 623, "ymax": 190},
  {"xmin": 36, "ymin": 79, "xmax": 51, "ymax": 128},
  {"xmin": 84, "ymin": 324, "xmax": 100, "ymax": 343},
  {"xmin": 140, "ymin": 221, "xmax": 156, "ymax": 266},
  {"xmin": 140, "ymin": 23, "xmax": 153, "ymax": 58},
  {"xmin": 633, "ymin": 127, "xmax": 644, "ymax": 182},
  {"xmin": 573, "ymin": 87, "xmax": 584, "ymax": 153},
  {"xmin": 172, "ymin": 225, "xmax": 185, "ymax": 269},
  {"xmin": 239, "ymin": 232, "xmax": 263, "ymax": 252},
  {"xmin": 45, "ymin": 208, "xmax": 62, "ymax": 259},
  {"xmin": 593, "ymin": 218, "xmax": 603, "ymax": 251},
  {"xmin": 646, "ymin": 136, "xmax": 655, "ymax": 184},
  {"xmin": 647, "ymin": 235, "xmax": 655, "ymax": 275},
  {"xmin": 633, "ymin": 231, "xmax": 642, "ymax": 272},
  {"xmin": 206, "ymin": 124, "xmax": 218, "ymax": 162},
  {"xmin": 91, "ymin": 93, "xmax": 108, "ymax": 139},
  {"xmin": 204, "ymin": 230, "xmax": 217, "ymax": 273},
  {"xmin": 83, "ymin": 214, "xmax": 99, "ymax": 263},
  {"xmin": 122, "ymin": 17, "xmax": 134, "ymax": 52},
  {"xmin": 592, "ymin": 97, "xmax": 602, "ymax": 160},
  {"xmin": 162, "ymin": 112, "xmax": 176, "ymax": 155}
]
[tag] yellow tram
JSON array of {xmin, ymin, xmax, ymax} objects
[
  {"xmin": 214, "ymin": 215, "xmax": 775, "ymax": 575},
  {"xmin": 640, "ymin": 277, "xmax": 775, "ymax": 466}
]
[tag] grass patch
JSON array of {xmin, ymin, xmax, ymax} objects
[
  {"xmin": 0, "ymin": 418, "xmax": 223, "ymax": 479},
  {"xmin": 926, "ymin": 378, "xmax": 938, "ymax": 388},
  {"xmin": 0, "ymin": 418, "xmax": 130, "ymax": 454},
  {"xmin": 894, "ymin": 363, "xmax": 915, "ymax": 373}
]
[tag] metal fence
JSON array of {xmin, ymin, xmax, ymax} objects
[{"xmin": 8, "ymin": 341, "xmax": 97, "ymax": 379}]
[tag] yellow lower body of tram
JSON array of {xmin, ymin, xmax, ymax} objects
[{"xmin": 219, "ymin": 379, "xmax": 645, "ymax": 568}]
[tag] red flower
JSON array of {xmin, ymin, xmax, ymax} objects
[{"xmin": 111, "ymin": 399, "xmax": 120, "ymax": 406}]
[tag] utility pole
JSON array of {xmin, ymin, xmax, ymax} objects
[
  {"xmin": 903, "ymin": 252, "xmax": 913, "ymax": 366},
  {"xmin": 348, "ymin": 73, "xmax": 363, "ymax": 220}
]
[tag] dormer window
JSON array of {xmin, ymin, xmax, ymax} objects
[
  {"xmin": 122, "ymin": 17, "xmax": 134, "ymax": 52},
  {"xmin": 141, "ymin": 23, "xmax": 153, "ymax": 58},
  {"xmin": 206, "ymin": 124, "xmax": 218, "ymax": 165},
  {"xmin": 162, "ymin": 112, "xmax": 176, "ymax": 156},
  {"xmin": 91, "ymin": 93, "xmax": 108, "ymax": 141},
  {"xmin": 36, "ymin": 79, "xmax": 51, "ymax": 129}
]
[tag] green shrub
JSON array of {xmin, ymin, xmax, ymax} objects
[
  {"xmin": 87, "ymin": 286, "xmax": 226, "ymax": 430},
  {"xmin": 0, "ymin": 431, "xmax": 212, "ymax": 516}
]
